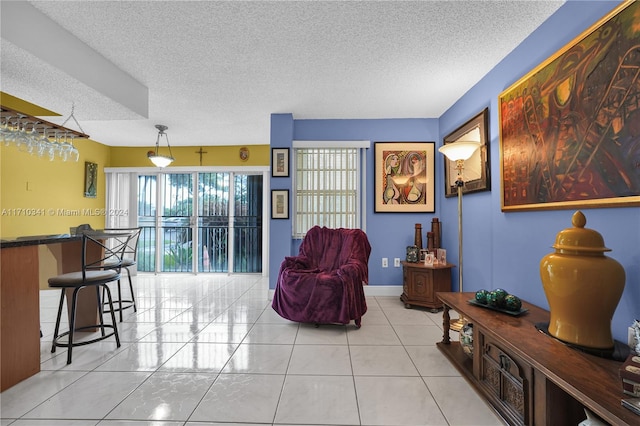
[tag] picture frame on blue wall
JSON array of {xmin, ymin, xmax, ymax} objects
[
  {"xmin": 271, "ymin": 148, "xmax": 289, "ymax": 177},
  {"xmin": 374, "ymin": 142, "xmax": 435, "ymax": 213},
  {"xmin": 271, "ymin": 189, "xmax": 289, "ymax": 219},
  {"xmin": 443, "ymin": 108, "xmax": 490, "ymax": 198},
  {"xmin": 498, "ymin": 1, "xmax": 640, "ymax": 212}
]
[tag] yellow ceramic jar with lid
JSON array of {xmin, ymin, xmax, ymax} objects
[{"xmin": 540, "ymin": 210, "xmax": 625, "ymax": 349}]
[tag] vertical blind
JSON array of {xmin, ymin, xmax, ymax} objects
[
  {"xmin": 105, "ymin": 171, "xmax": 134, "ymax": 228},
  {"xmin": 293, "ymin": 143, "xmax": 367, "ymax": 238}
]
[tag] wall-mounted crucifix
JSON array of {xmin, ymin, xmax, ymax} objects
[{"xmin": 195, "ymin": 147, "xmax": 208, "ymax": 166}]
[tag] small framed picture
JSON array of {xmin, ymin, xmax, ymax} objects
[
  {"xmin": 424, "ymin": 253, "xmax": 435, "ymax": 266},
  {"xmin": 271, "ymin": 189, "xmax": 289, "ymax": 219},
  {"xmin": 272, "ymin": 148, "xmax": 289, "ymax": 177},
  {"xmin": 437, "ymin": 248, "xmax": 447, "ymax": 265},
  {"xmin": 420, "ymin": 249, "xmax": 429, "ymax": 261}
]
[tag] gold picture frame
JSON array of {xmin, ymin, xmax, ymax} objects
[
  {"xmin": 499, "ymin": 1, "xmax": 640, "ymax": 212},
  {"xmin": 443, "ymin": 108, "xmax": 490, "ymax": 198},
  {"xmin": 374, "ymin": 142, "xmax": 435, "ymax": 213},
  {"xmin": 84, "ymin": 161, "xmax": 97, "ymax": 198}
]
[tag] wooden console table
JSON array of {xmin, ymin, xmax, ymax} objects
[
  {"xmin": 401, "ymin": 261, "xmax": 453, "ymax": 311},
  {"xmin": 436, "ymin": 292, "xmax": 636, "ymax": 426}
]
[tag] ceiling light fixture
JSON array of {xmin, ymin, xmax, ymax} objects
[{"xmin": 147, "ymin": 124, "xmax": 174, "ymax": 167}]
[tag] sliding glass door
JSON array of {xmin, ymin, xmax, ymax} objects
[
  {"xmin": 198, "ymin": 172, "xmax": 229, "ymax": 272},
  {"xmin": 137, "ymin": 174, "xmax": 157, "ymax": 272},
  {"xmin": 231, "ymin": 174, "xmax": 263, "ymax": 273},
  {"xmin": 161, "ymin": 173, "xmax": 194, "ymax": 272},
  {"xmin": 136, "ymin": 171, "xmax": 262, "ymax": 273}
]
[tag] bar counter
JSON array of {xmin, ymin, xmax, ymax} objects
[
  {"xmin": 0, "ymin": 233, "xmax": 80, "ymax": 249},
  {"xmin": 1, "ymin": 234, "xmax": 91, "ymax": 391}
]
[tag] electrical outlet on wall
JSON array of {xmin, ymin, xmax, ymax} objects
[
  {"xmin": 394, "ymin": 258, "xmax": 401, "ymax": 267},
  {"xmin": 382, "ymin": 258, "xmax": 388, "ymax": 268}
]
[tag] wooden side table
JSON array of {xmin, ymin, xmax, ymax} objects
[{"xmin": 400, "ymin": 261, "xmax": 454, "ymax": 311}]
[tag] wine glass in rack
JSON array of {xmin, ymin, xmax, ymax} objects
[
  {"xmin": 0, "ymin": 115, "xmax": 14, "ymax": 146},
  {"xmin": 47, "ymin": 131, "xmax": 61, "ymax": 161},
  {"xmin": 36, "ymin": 127, "xmax": 51, "ymax": 158},
  {"xmin": 14, "ymin": 115, "xmax": 31, "ymax": 152},
  {"xmin": 59, "ymin": 132, "xmax": 72, "ymax": 162},
  {"xmin": 69, "ymin": 135, "xmax": 79, "ymax": 162},
  {"xmin": 24, "ymin": 122, "xmax": 41, "ymax": 155}
]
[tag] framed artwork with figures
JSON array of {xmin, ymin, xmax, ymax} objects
[{"xmin": 374, "ymin": 142, "xmax": 435, "ymax": 213}]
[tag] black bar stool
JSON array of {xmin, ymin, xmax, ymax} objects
[
  {"xmin": 48, "ymin": 231, "xmax": 132, "ymax": 364},
  {"xmin": 101, "ymin": 228, "xmax": 142, "ymax": 321}
]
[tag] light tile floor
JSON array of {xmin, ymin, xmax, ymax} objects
[{"xmin": 1, "ymin": 274, "xmax": 506, "ymax": 425}]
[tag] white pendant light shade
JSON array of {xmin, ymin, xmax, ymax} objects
[
  {"xmin": 147, "ymin": 153, "xmax": 174, "ymax": 167},
  {"xmin": 147, "ymin": 124, "xmax": 174, "ymax": 167}
]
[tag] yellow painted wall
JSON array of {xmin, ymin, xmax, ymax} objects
[
  {"xmin": 0, "ymin": 138, "xmax": 110, "ymax": 238},
  {"xmin": 1, "ymin": 142, "xmax": 271, "ymax": 238},
  {"xmin": 1, "ymin": 92, "xmax": 270, "ymax": 237},
  {"xmin": 110, "ymin": 145, "xmax": 270, "ymax": 167},
  {"xmin": 1, "ymin": 93, "xmax": 271, "ymax": 289},
  {"xmin": 1, "ymin": 143, "xmax": 271, "ymax": 238}
]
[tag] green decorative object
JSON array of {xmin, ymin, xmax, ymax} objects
[
  {"xmin": 504, "ymin": 294, "xmax": 522, "ymax": 312},
  {"xmin": 487, "ymin": 289, "xmax": 508, "ymax": 308},
  {"xmin": 475, "ymin": 289, "xmax": 489, "ymax": 305},
  {"xmin": 493, "ymin": 288, "xmax": 508, "ymax": 307},
  {"xmin": 486, "ymin": 291, "xmax": 498, "ymax": 307}
]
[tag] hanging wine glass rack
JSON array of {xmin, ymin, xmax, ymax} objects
[{"xmin": 0, "ymin": 105, "xmax": 90, "ymax": 139}]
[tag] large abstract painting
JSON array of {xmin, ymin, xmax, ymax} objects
[{"xmin": 499, "ymin": 1, "xmax": 640, "ymax": 211}]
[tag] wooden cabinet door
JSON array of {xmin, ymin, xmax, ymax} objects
[
  {"xmin": 408, "ymin": 268, "xmax": 434, "ymax": 304},
  {"xmin": 478, "ymin": 333, "xmax": 534, "ymax": 425}
]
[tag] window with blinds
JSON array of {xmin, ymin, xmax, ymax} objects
[{"xmin": 293, "ymin": 146, "xmax": 364, "ymax": 238}]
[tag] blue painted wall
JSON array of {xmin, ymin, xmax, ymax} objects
[
  {"xmin": 270, "ymin": 1, "xmax": 639, "ymax": 343},
  {"xmin": 268, "ymin": 115, "xmax": 441, "ymax": 292}
]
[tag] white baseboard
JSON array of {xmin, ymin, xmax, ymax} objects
[{"xmin": 364, "ymin": 285, "xmax": 403, "ymax": 297}]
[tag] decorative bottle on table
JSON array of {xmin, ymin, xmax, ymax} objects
[
  {"xmin": 427, "ymin": 232, "xmax": 435, "ymax": 254},
  {"xmin": 414, "ymin": 223, "xmax": 423, "ymax": 251},
  {"xmin": 431, "ymin": 218, "xmax": 441, "ymax": 249}
]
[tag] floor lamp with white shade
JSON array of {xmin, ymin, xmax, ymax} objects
[{"xmin": 438, "ymin": 141, "xmax": 480, "ymax": 331}]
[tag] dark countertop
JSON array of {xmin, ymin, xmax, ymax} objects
[{"xmin": 0, "ymin": 234, "xmax": 81, "ymax": 249}]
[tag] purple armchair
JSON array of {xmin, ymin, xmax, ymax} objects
[{"xmin": 272, "ymin": 226, "xmax": 371, "ymax": 327}]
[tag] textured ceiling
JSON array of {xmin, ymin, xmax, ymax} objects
[{"xmin": 0, "ymin": 0, "xmax": 565, "ymax": 147}]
